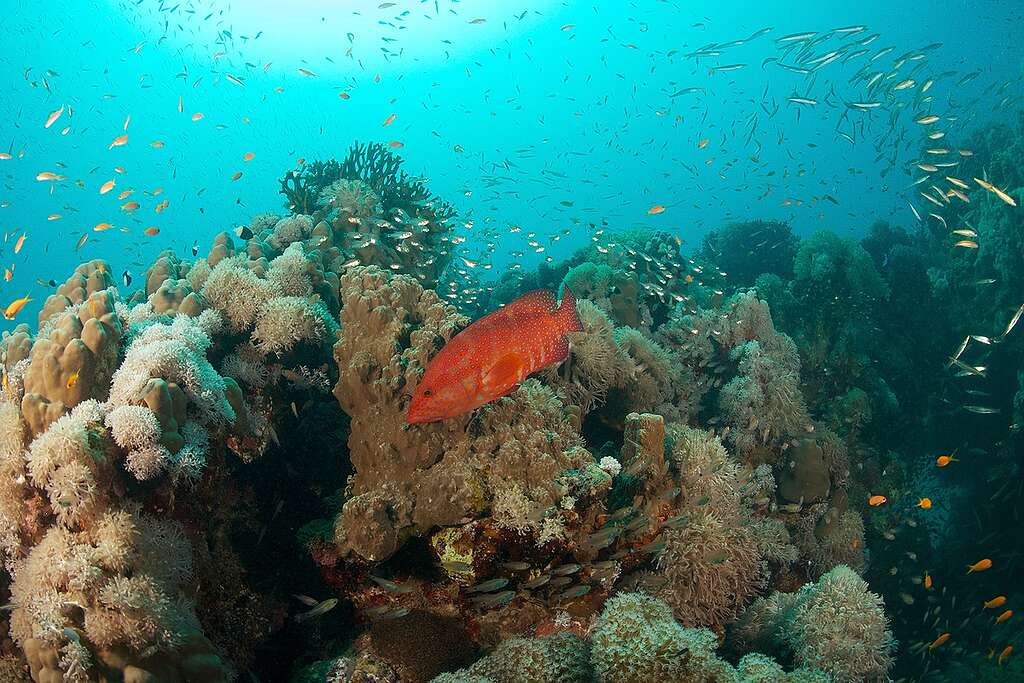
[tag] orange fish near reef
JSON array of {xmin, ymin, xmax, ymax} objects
[
  {"xmin": 407, "ymin": 287, "xmax": 582, "ymax": 424},
  {"xmin": 967, "ymin": 558, "xmax": 993, "ymax": 574},
  {"xmin": 928, "ymin": 633, "xmax": 951, "ymax": 650}
]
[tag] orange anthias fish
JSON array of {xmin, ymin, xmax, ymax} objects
[
  {"xmin": 985, "ymin": 596, "xmax": 1007, "ymax": 609},
  {"xmin": 868, "ymin": 494, "xmax": 887, "ymax": 506},
  {"xmin": 407, "ymin": 287, "xmax": 582, "ymax": 424},
  {"xmin": 928, "ymin": 632, "xmax": 951, "ymax": 650},
  {"xmin": 967, "ymin": 558, "xmax": 993, "ymax": 574}
]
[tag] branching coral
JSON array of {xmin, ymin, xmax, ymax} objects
[{"xmin": 278, "ymin": 142, "xmax": 457, "ymax": 287}]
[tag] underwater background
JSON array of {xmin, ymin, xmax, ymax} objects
[{"xmin": 0, "ymin": 0, "xmax": 1022, "ymax": 681}]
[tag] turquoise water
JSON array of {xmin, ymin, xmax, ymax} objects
[{"xmin": 2, "ymin": 1, "xmax": 1023, "ymax": 682}]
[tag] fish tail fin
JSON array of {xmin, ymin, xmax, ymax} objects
[{"xmin": 559, "ymin": 285, "xmax": 583, "ymax": 334}]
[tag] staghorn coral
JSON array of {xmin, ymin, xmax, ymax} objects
[
  {"xmin": 279, "ymin": 142, "xmax": 457, "ymax": 287},
  {"xmin": 731, "ymin": 564, "xmax": 894, "ymax": 683}
]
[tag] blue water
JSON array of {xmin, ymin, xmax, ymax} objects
[{"xmin": 2, "ymin": 0, "xmax": 1019, "ymax": 324}]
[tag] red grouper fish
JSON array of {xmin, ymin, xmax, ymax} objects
[{"xmin": 407, "ymin": 286, "xmax": 583, "ymax": 424}]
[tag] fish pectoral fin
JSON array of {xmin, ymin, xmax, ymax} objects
[{"xmin": 483, "ymin": 351, "xmax": 526, "ymax": 391}]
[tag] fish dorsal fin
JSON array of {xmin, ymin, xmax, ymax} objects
[
  {"xmin": 483, "ymin": 350, "xmax": 526, "ymax": 394},
  {"xmin": 501, "ymin": 289, "xmax": 557, "ymax": 317}
]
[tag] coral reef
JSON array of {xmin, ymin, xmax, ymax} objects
[
  {"xmin": 0, "ymin": 148, "xmax": 917, "ymax": 682},
  {"xmin": 731, "ymin": 564, "xmax": 895, "ymax": 683},
  {"xmin": 278, "ymin": 142, "xmax": 457, "ymax": 287},
  {"xmin": 700, "ymin": 219, "xmax": 799, "ymax": 289},
  {"xmin": 435, "ymin": 593, "xmax": 827, "ymax": 683}
]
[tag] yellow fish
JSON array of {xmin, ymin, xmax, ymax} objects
[{"xmin": 3, "ymin": 294, "xmax": 32, "ymax": 320}]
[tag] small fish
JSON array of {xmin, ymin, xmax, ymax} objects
[
  {"xmin": 556, "ymin": 584, "xmax": 591, "ymax": 601},
  {"xmin": 978, "ymin": 593, "xmax": 1003, "ymax": 610},
  {"xmin": 108, "ymin": 134, "xmax": 129, "ymax": 149},
  {"xmin": 521, "ymin": 574, "xmax": 551, "ymax": 589},
  {"xmin": 407, "ymin": 287, "xmax": 582, "ymax": 423},
  {"xmin": 963, "ymin": 405, "xmax": 999, "ymax": 415},
  {"xmin": 370, "ymin": 576, "xmax": 413, "ymax": 594},
  {"xmin": 917, "ymin": 115, "xmax": 940, "ymax": 125},
  {"xmin": 45, "ymin": 105, "xmax": 64, "ymax": 129},
  {"xmin": 100, "ymin": 179, "xmax": 116, "ymax": 194},
  {"xmin": 235, "ymin": 226, "xmax": 254, "ymax": 240},
  {"xmin": 501, "ymin": 561, "xmax": 530, "ymax": 571},
  {"xmin": 466, "ymin": 578, "xmax": 509, "ymax": 594},
  {"xmin": 953, "ymin": 240, "xmax": 979, "ymax": 249},
  {"xmin": 995, "ymin": 609, "xmax": 1013, "ymax": 624},
  {"xmin": 294, "ymin": 598, "xmax": 338, "ymax": 622},
  {"xmin": 122, "ymin": 270, "xmax": 132, "ymax": 287},
  {"xmin": 646, "ymin": 204, "xmax": 667, "ymax": 215},
  {"xmin": 65, "ymin": 369, "xmax": 80, "ymax": 389},
  {"xmin": 967, "ymin": 559, "xmax": 993, "ymax": 574},
  {"xmin": 469, "ymin": 590, "xmax": 514, "ymax": 608},
  {"xmin": 441, "ymin": 560, "xmax": 472, "ymax": 574},
  {"xmin": 928, "ymin": 633, "xmax": 950, "ymax": 650},
  {"xmin": 916, "ymin": 498, "xmax": 932, "ymax": 509},
  {"xmin": 143, "ymin": 227, "xmax": 160, "ymax": 236},
  {"xmin": 999, "ymin": 645, "xmax": 1013, "ymax": 665},
  {"xmin": 999, "ymin": 303, "xmax": 1024, "ymax": 339},
  {"xmin": 3, "ymin": 295, "xmax": 32, "ymax": 321},
  {"xmin": 243, "ymin": 152, "xmax": 255, "ymax": 162},
  {"xmin": 14, "ymin": 233, "xmax": 26, "ymax": 254},
  {"xmin": 382, "ymin": 113, "xmax": 397, "ymax": 126},
  {"xmin": 869, "ymin": 494, "xmax": 887, "ymax": 506},
  {"xmin": 924, "ymin": 572, "xmax": 933, "ymax": 590}
]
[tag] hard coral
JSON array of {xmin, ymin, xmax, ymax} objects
[
  {"xmin": 332, "ymin": 266, "xmax": 593, "ymax": 562},
  {"xmin": 22, "ymin": 288, "xmax": 121, "ymax": 437}
]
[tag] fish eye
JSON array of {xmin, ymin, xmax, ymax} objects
[{"xmin": 423, "ymin": 389, "xmax": 432, "ymax": 397}]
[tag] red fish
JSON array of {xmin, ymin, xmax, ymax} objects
[{"xmin": 407, "ymin": 286, "xmax": 582, "ymax": 424}]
